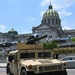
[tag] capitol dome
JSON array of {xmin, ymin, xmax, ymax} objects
[
  {"xmin": 43, "ymin": 4, "xmax": 59, "ymax": 18},
  {"xmin": 8, "ymin": 28, "xmax": 18, "ymax": 35}
]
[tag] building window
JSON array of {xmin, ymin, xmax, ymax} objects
[
  {"xmin": 51, "ymin": 12, "xmax": 53, "ymax": 15},
  {"xmin": 3, "ymin": 40, "xmax": 5, "ymax": 42},
  {"xmin": 3, "ymin": 37, "xmax": 4, "ymax": 38},
  {"xmin": 49, "ymin": 36, "xmax": 52, "ymax": 38},
  {"xmin": 44, "ymin": 20, "xmax": 46, "ymax": 23},
  {"xmin": 52, "ymin": 19, "xmax": 54, "ymax": 24},
  {"xmin": 59, "ymin": 19, "xmax": 61, "ymax": 25},
  {"xmin": 7, "ymin": 40, "xmax": 9, "ymax": 42},
  {"xmin": 46, "ymin": 20, "xmax": 47, "ymax": 23},
  {"xmin": 56, "ymin": 19, "xmax": 58, "ymax": 24},
  {"xmin": 48, "ymin": 19, "xmax": 50, "ymax": 23}
]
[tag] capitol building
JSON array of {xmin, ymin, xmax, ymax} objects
[
  {"xmin": 0, "ymin": 4, "xmax": 75, "ymax": 45},
  {"xmin": 32, "ymin": 4, "xmax": 75, "ymax": 41}
]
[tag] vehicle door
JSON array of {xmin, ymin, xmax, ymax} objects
[
  {"xmin": 8, "ymin": 54, "xmax": 18, "ymax": 74},
  {"xmin": 8, "ymin": 55, "xmax": 15, "ymax": 73}
]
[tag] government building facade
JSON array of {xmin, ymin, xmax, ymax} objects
[
  {"xmin": 0, "ymin": 28, "xmax": 32, "ymax": 44},
  {"xmin": 0, "ymin": 4, "xmax": 75, "ymax": 54},
  {"xmin": 0, "ymin": 4, "xmax": 75, "ymax": 52},
  {"xmin": 32, "ymin": 4, "xmax": 75, "ymax": 42}
]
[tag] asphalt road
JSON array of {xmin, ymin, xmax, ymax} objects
[
  {"xmin": 66, "ymin": 69, "xmax": 75, "ymax": 75},
  {"xmin": 0, "ymin": 68, "xmax": 6, "ymax": 75},
  {"xmin": 0, "ymin": 68, "xmax": 75, "ymax": 75}
]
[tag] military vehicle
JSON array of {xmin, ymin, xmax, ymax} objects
[{"xmin": 6, "ymin": 35, "xmax": 67, "ymax": 75}]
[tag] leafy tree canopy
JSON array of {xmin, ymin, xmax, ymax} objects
[{"xmin": 43, "ymin": 40, "xmax": 58, "ymax": 50}]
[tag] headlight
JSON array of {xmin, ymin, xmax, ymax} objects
[
  {"xmin": 63, "ymin": 62, "xmax": 67, "ymax": 66},
  {"xmin": 28, "ymin": 64, "xmax": 32, "ymax": 69}
]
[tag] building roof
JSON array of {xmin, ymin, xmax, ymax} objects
[
  {"xmin": 8, "ymin": 28, "xmax": 18, "ymax": 35},
  {"xmin": 43, "ymin": 4, "xmax": 59, "ymax": 18}
]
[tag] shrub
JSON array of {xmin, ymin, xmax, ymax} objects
[
  {"xmin": 54, "ymin": 47, "xmax": 75, "ymax": 54},
  {"xmin": 43, "ymin": 40, "xmax": 58, "ymax": 50}
]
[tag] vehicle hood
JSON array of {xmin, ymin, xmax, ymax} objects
[{"xmin": 21, "ymin": 59, "xmax": 61, "ymax": 66}]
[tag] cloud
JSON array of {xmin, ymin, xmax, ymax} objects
[
  {"xmin": 54, "ymin": 0, "xmax": 74, "ymax": 17},
  {"xmin": 0, "ymin": 25, "xmax": 6, "ymax": 32},
  {"xmin": 63, "ymin": 26, "xmax": 72, "ymax": 30},
  {"xmin": 41, "ymin": 0, "xmax": 75, "ymax": 10},
  {"xmin": 52, "ymin": 0, "xmax": 75, "ymax": 10},
  {"xmin": 58, "ymin": 9, "xmax": 72, "ymax": 17},
  {"xmin": 31, "ymin": 18, "xmax": 35, "ymax": 21},
  {"xmin": 62, "ymin": 20, "xmax": 67, "ymax": 25},
  {"xmin": 40, "ymin": 11, "xmax": 45, "ymax": 16},
  {"xmin": 40, "ymin": 0, "xmax": 75, "ymax": 18},
  {"xmin": 41, "ymin": 0, "xmax": 50, "ymax": 6},
  {"xmin": 62, "ymin": 20, "xmax": 72, "ymax": 30}
]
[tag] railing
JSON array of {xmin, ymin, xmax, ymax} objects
[{"xmin": 58, "ymin": 42, "xmax": 75, "ymax": 47}]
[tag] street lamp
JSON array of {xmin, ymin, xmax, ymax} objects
[
  {"xmin": 46, "ymin": 38, "xmax": 48, "ymax": 42},
  {"xmin": 68, "ymin": 35, "xmax": 71, "ymax": 47}
]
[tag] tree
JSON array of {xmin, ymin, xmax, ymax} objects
[
  {"xmin": 43, "ymin": 40, "xmax": 58, "ymax": 50},
  {"xmin": 71, "ymin": 38, "xmax": 75, "ymax": 42}
]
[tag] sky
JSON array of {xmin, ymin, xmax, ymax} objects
[{"xmin": 0, "ymin": 0, "xmax": 75, "ymax": 34}]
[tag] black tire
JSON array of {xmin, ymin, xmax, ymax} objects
[
  {"xmin": 61, "ymin": 70, "xmax": 67, "ymax": 75},
  {"xmin": 8, "ymin": 71, "xmax": 13, "ymax": 75},
  {"xmin": 6, "ymin": 66, "xmax": 8, "ymax": 74},
  {"xmin": 21, "ymin": 70, "xmax": 27, "ymax": 75},
  {"xmin": 7, "ymin": 65, "xmax": 14, "ymax": 75}
]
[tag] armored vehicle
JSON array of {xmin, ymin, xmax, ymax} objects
[{"xmin": 6, "ymin": 35, "xmax": 67, "ymax": 75}]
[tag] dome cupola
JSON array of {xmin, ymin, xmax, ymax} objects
[
  {"xmin": 43, "ymin": 3, "xmax": 59, "ymax": 18},
  {"xmin": 8, "ymin": 28, "xmax": 18, "ymax": 35}
]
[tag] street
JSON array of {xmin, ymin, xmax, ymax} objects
[
  {"xmin": 66, "ymin": 69, "xmax": 75, "ymax": 75},
  {"xmin": 0, "ymin": 68, "xmax": 6, "ymax": 75},
  {"xmin": 0, "ymin": 68, "xmax": 75, "ymax": 75}
]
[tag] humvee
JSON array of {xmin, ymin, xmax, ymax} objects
[{"xmin": 6, "ymin": 35, "xmax": 67, "ymax": 75}]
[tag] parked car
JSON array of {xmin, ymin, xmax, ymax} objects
[{"xmin": 60, "ymin": 56, "xmax": 75, "ymax": 69}]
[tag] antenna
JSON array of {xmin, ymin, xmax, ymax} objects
[{"xmin": 50, "ymin": 0, "xmax": 51, "ymax": 5}]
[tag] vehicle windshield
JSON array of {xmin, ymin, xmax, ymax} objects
[
  {"xmin": 38, "ymin": 52, "xmax": 51, "ymax": 58},
  {"xmin": 20, "ymin": 53, "xmax": 35, "ymax": 59},
  {"xmin": 20, "ymin": 52, "xmax": 51, "ymax": 59},
  {"xmin": 61, "ymin": 56, "xmax": 75, "ymax": 61}
]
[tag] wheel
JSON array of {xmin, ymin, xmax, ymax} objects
[
  {"xmin": 61, "ymin": 70, "xmax": 67, "ymax": 75},
  {"xmin": 6, "ymin": 64, "xmax": 9, "ymax": 74},
  {"xmin": 7, "ymin": 65, "xmax": 14, "ymax": 75},
  {"xmin": 21, "ymin": 70, "xmax": 27, "ymax": 75}
]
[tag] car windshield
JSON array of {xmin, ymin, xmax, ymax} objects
[
  {"xmin": 38, "ymin": 52, "xmax": 51, "ymax": 58},
  {"xmin": 62, "ymin": 57, "xmax": 71, "ymax": 61},
  {"xmin": 20, "ymin": 53, "xmax": 35, "ymax": 59},
  {"xmin": 61, "ymin": 57, "xmax": 75, "ymax": 61}
]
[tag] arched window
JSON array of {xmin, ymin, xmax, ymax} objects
[
  {"xmin": 48, "ymin": 19, "xmax": 50, "ymax": 24},
  {"xmin": 52, "ymin": 19, "xmax": 54, "ymax": 24},
  {"xmin": 46, "ymin": 20, "xmax": 48, "ymax": 23},
  {"xmin": 56, "ymin": 19, "xmax": 58, "ymax": 24},
  {"xmin": 44, "ymin": 20, "xmax": 46, "ymax": 23},
  {"xmin": 59, "ymin": 19, "xmax": 61, "ymax": 25}
]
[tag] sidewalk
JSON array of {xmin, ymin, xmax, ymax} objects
[{"xmin": 0, "ymin": 63, "xmax": 6, "ymax": 68}]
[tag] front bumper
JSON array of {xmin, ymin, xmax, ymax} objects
[
  {"xmin": 27, "ymin": 64, "xmax": 66, "ymax": 74},
  {"xmin": 27, "ymin": 70, "xmax": 67, "ymax": 75}
]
